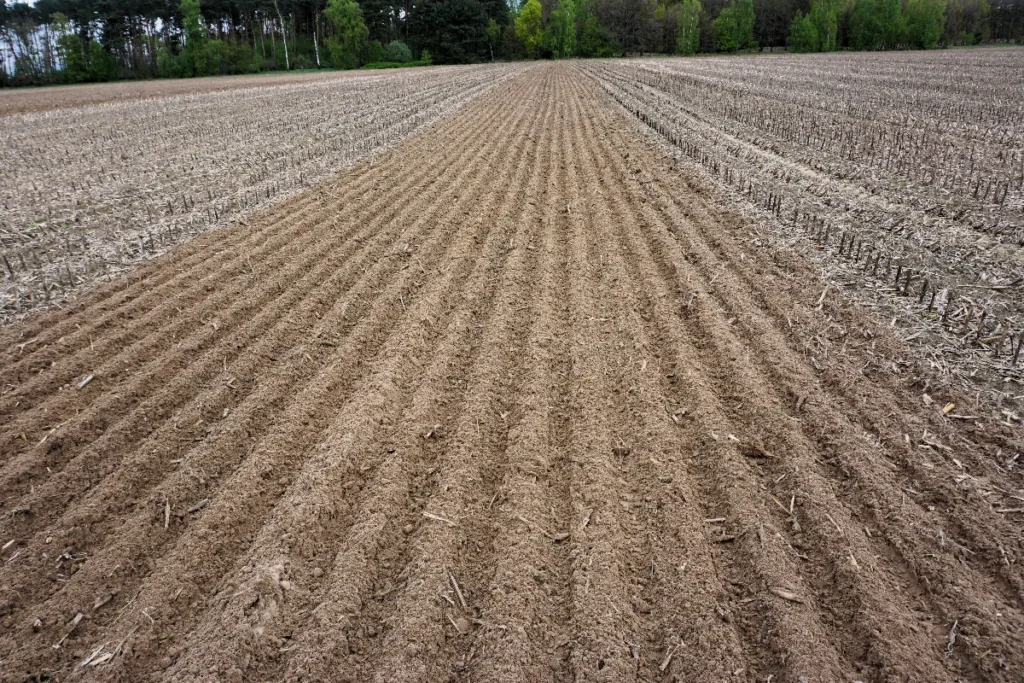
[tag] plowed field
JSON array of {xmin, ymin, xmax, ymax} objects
[{"xmin": 1, "ymin": 63, "xmax": 1023, "ymax": 683}]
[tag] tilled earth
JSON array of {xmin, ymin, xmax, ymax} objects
[{"xmin": 1, "ymin": 64, "xmax": 1023, "ymax": 683}]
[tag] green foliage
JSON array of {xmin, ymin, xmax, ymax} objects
[
  {"xmin": 714, "ymin": 0, "xmax": 756, "ymax": 51},
  {"xmin": 849, "ymin": 0, "xmax": 904, "ymax": 49},
  {"xmin": 904, "ymin": 0, "xmax": 946, "ymax": 47},
  {"xmin": 227, "ymin": 43, "xmax": 260, "ymax": 73},
  {"xmin": 325, "ymin": 39, "xmax": 359, "ymax": 68},
  {"xmin": 367, "ymin": 39, "xmax": 386, "ymax": 63},
  {"xmin": 810, "ymin": 0, "xmax": 840, "ymax": 50},
  {"xmin": 944, "ymin": 0, "xmax": 990, "ymax": 44},
  {"xmin": 362, "ymin": 59, "xmax": 430, "ymax": 68},
  {"xmin": 326, "ymin": 0, "xmax": 369, "ymax": 66},
  {"xmin": 577, "ymin": 8, "xmax": 616, "ymax": 57},
  {"xmin": 787, "ymin": 0, "xmax": 840, "ymax": 51},
  {"xmin": 486, "ymin": 18, "xmax": 502, "ymax": 58},
  {"xmin": 87, "ymin": 40, "xmax": 118, "ymax": 81},
  {"xmin": 2, "ymin": 0, "xmax": 987, "ymax": 84},
  {"xmin": 545, "ymin": 0, "xmax": 578, "ymax": 58},
  {"xmin": 515, "ymin": 0, "xmax": 544, "ymax": 58},
  {"xmin": 170, "ymin": 0, "xmax": 249, "ymax": 77},
  {"xmin": 52, "ymin": 13, "xmax": 89, "ymax": 83},
  {"xmin": 177, "ymin": 0, "xmax": 209, "ymax": 76},
  {"xmin": 786, "ymin": 10, "xmax": 819, "ymax": 51},
  {"xmin": 420, "ymin": 48, "xmax": 433, "ymax": 64},
  {"xmin": 180, "ymin": 0, "xmax": 205, "ymax": 47},
  {"xmin": 676, "ymin": 0, "xmax": 701, "ymax": 55},
  {"xmin": 385, "ymin": 40, "xmax": 414, "ymax": 62},
  {"xmin": 411, "ymin": 0, "xmax": 492, "ymax": 64}
]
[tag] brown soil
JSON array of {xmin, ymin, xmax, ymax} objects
[
  {"xmin": 1, "ymin": 63, "xmax": 1022, "ymax": 683},
  {"xmin": 0, "ymin": 68, "xmax": 429, "ymax": 117},
  {"xmin": 1, "ymin": 63, "xmax": 523, "ymax": 323}
]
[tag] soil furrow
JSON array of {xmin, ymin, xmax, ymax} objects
[
  {"xmin": 0, "ymin": 76, "xmax": 530, "ymax": 432},
  {"xmin": 2, "ymin": 62, "xmax": 1022, "ymax": 683},
  {"xmin": 601, "ymin": 100, "xmax": 1024, "ymax": 651},
  {"xmin": 636, "ymin": 147, "xmax": 1024, "ymax": 599},
  {"xmin": 2, "ymin": 67, "xmax": 527, "ymax": 323},
  {"xmin": 463, "ymin": 71, "xmax": 577, "ymax": 683},
  {"xmin": 0, "ymin": 72, "xmax": 530, "ymax": 370},
  {"xmin": 642, "ymin": 161, "xmax": 1024, "ymax": 678},
  {"xmin": 586, "ymin": 73, "xmax": 1024, "ymax": 679},
  {"xmin": 558, "ymin": 84, "xmax": 653, "ymax": 683},
  {"xmin": 562, "ymin": 69, "xmax": 755, "ymax": 681},
  {"xmin": 60, "ymin": 70, "xmax": 544, "ymax": 683},
  {"xmin": 0, "ymin": 76, "xmax": 543, "ymax": 637},
  {"xmin": 0, "ymin": 76, "xmax": 532, "ymax": 534},
  {"xmin": 155, "ymin": 70, "xmax": 550, "ymax": 683},
  {"xmin": 355, "ymin": 68, "xmax": 558, "ymax": 683},
  {"xmin": 0, "ymin": 74, "xmax": 541, "ymax": 681}
]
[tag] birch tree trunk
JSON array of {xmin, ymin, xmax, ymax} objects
[
  {"xmin": 313, "ymin": 22, "xmax": 321, "ymax": 68},
  {"xmin": 273, "ymin": 0, "xmax": 290, "ymax": 70}
]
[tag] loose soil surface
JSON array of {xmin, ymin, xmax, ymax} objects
[
  {"xmin": 0, "ymin": 63, "xmax": 524, "ymax": 323},
  {"xmin": 1, "ymin": 64, "xmax": 1022, "ymax": 683}
]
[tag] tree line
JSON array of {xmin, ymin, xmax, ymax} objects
[{"xmin": 1, "ymin": 0, "xmax": 1021, "ymax": 85}]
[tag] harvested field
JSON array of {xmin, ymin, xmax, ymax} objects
[
  {"xmin": 578, "ymin": 49, "xmax": 1024, "ymax": 406},
  {"xmin": 1, "ymin": 62, "xmax": 1023, "ymax": 683},
  {"xmin": 0, "ymin": 69, "xmax": 406, "ymax": 117},
  {"xmin": 0, "ymin": 63, "xmax": 526, "ymax": 322}
]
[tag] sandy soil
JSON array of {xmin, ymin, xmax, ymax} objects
[
  {"xmin": 0, "ymin": 64, "xmax": 1022, "ymax": 683},
  {"xmin": 0, "ymin": 69, "xmax": 429, "ymax": 117}
]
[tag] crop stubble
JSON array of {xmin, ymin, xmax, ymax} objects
[
  {"xmin": 0, "ymin": 64, "xmax": 527, "ymax": 322},
  {"xmin": 577, "ymin": 50, "xmax": 1024, "ymax": 406},
  {"xmin": 0, "ymin": 64, "xmax": 1022, "ymax": 682}
]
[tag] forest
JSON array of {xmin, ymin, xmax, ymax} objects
[{"xmin": 0, "ymin": 0, "xmax": 1021, "ymax": 85}]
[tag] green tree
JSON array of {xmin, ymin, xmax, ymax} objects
[
  {"xmin": 787, "ymin": 0, "xmax": 840, "ymax": 51},
  {"xmin": 677, "ymin": 0, "xmax": 701, "ymax": 54},
  {"xmin": 786, "ymin": 9, "xmax": 819, "ymax": 50},
  {"xmin": 367, "ymin": 39, "xmax": 386, "ymax": 62},
  {"xmin": 486, "ymin": 18, "xmax": 502, "ymax": 59},
  {"xmin": 515, "ymin": 0, "xmax": 544, "ymax": 57},
  {"xmin": 325, "ymin": 0, "xmax": 369, "ymax": 68},
  {"xmin": 904, "ymin": 0, "xmax": 946, "ymax": 47},
  {"xmin": 178, "ymin": 0, "xmax": 209, "ymax": 76},
  {"xmin": 411, "ymin": 0, "xmax": 492, "ymax": 63},
  {"xmin": 849, "ymin": 0, "xmax": 904, "ymax": 49},
  {"xmin": 809, "ymin": 0, "xmax": 840, "ymax": 50},
  {"xmin": 546, "ymin": 0, "xmax": 578, "ymax": 57},
  {"xmin": 87, "ymin": 39, "xmax": 117, "ymax": 81},
  {"xmin": 385, "ymin": 39, "xmax": 413, "ymax": 61},
  {"xmin": 51, "ymin": 12, "xmax": 88, "ymax": 83},
  {"xmin": 714, "ymin": 0, "xmax": 756, "ymax": 51},
  {"xmin": 578, "ymin": 6, "xmax": 616, "ymax": 56},
  {"xmin": 944, "ymin": 0, "xmax": 990, "ymax": 44}
]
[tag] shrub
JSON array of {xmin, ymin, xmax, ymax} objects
[
  {"xmin": 367, "ymin": 40, "xmax": 386, "ymax": 64},
  {"xmin": 385, "ymin": 40, "xmax": 413, "ymax": 62}
]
